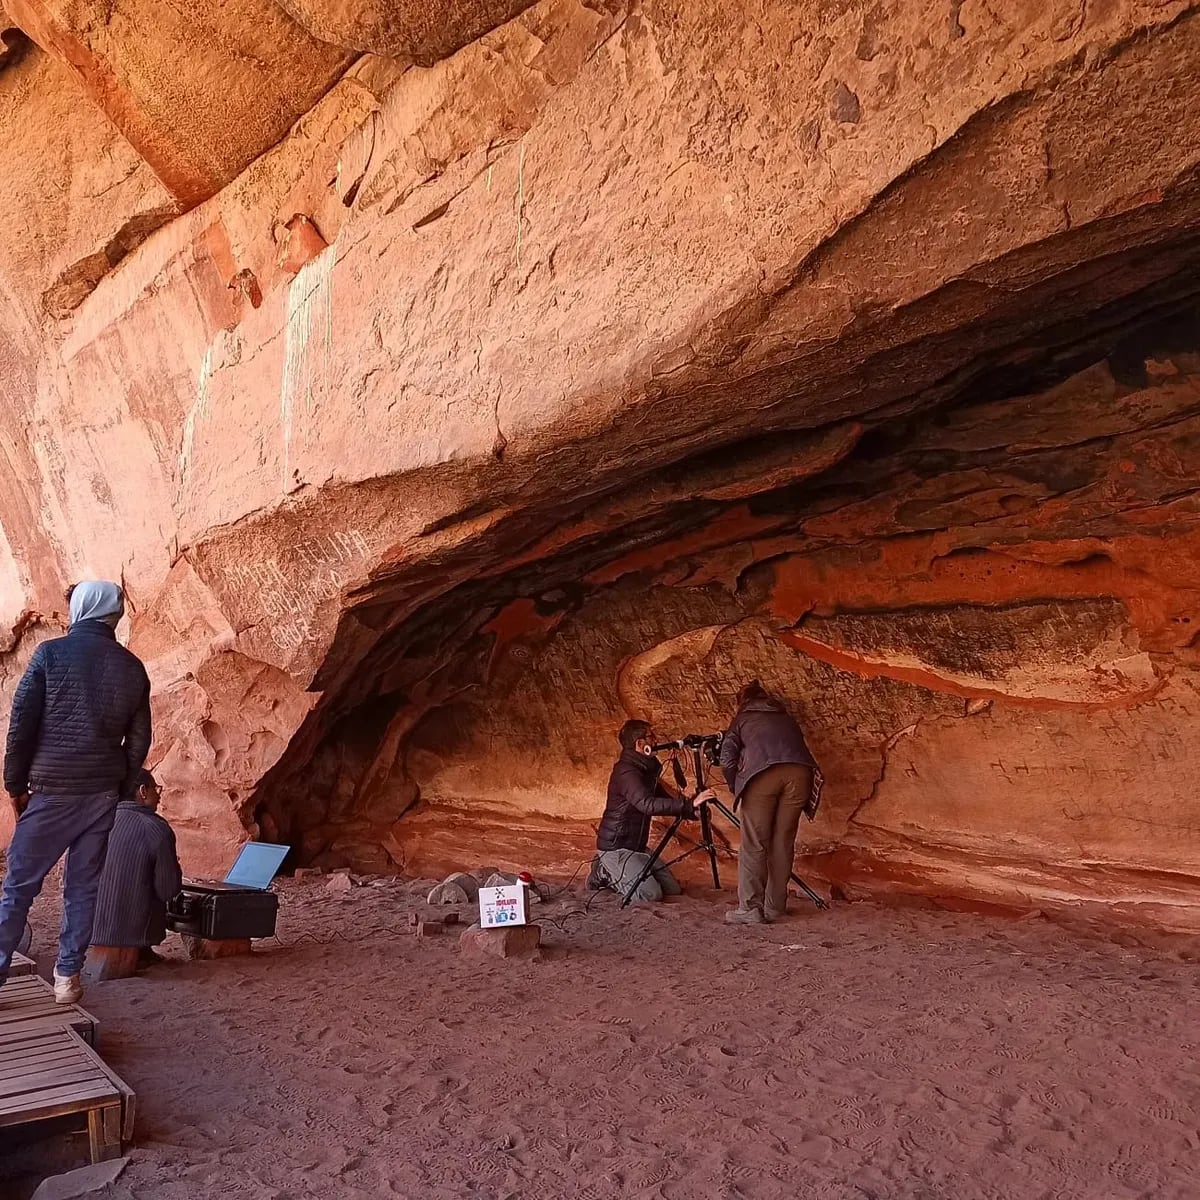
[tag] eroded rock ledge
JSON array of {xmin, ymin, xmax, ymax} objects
[{"xmin": 2, "ymin": 0, "xmax": 1200, "ymax": 930}]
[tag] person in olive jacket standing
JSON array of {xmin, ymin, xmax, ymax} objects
[
  {"xmin": 0, "ymin": 581, "xmax": 151, "ymax": 1003},
  {"xmin": 720, "ymin": 681, "xmax": 818, "ymax": 925}
]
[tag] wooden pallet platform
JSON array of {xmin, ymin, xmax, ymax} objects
[
  {"xmin": 9, "ymin": 951, "xmax": 35, "ymax": 977},
  {"xmin": 0, "ymin": 976, "xmax": 98, "ymax": 1045},
  {"xmin": 0, "ymin": 1024, "xmax": 134, "ymax": 1162}
]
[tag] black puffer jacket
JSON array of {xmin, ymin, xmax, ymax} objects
[
  {"xmin": 597, "ymin": 749, "xmax": 693, "ymax": 853},
  {"xmin": 720, "ymin": 695, "xmax": 814, "ymax": 800},
  {"xmin": 4, "ymin": 621, "xmax": 152, "ymax": 798}
]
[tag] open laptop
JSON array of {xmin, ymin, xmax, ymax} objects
[{"xmin": 184, "ymin": 842, "xmax": 290, "ymax": 894}]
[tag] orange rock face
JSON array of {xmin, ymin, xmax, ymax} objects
[
  {"xmin": 2, "ymin": 1, "xmax": 1200, "ymax": 929},
  {"xmin": 276, "ymin": 0, "xmax": 537, "ymax": 62}
]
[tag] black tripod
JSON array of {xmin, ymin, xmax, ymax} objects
[{"xmin": 618, "ymin": 741, "xmax": 828, "ymax": 911}]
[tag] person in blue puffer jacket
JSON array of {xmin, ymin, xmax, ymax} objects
[{"xmin": 0, "ymin": 581, "xmax": 151, "ymax": 1004}]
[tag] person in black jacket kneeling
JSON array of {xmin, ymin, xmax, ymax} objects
[
  {"xmin": 590, "ymin": 719, "xmax": 715, "ymax": 903},
  {"xmin": 0, "ymin": 581, "xmax": 152, "ymax": 1004}
]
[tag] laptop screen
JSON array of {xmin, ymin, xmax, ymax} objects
[{"xmin": 223, "ymin": 842, "xmax": 289, "ymax": 890}]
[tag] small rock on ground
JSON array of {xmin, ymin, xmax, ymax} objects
[
  {"xmin": 460, "ymin": 922, "xmax": 542, "ymax": 961},
  {"xmin": 32, "ymin": 1158, "xmax": 129, "ymax": 1199},
  {"xmin": 443, "ymin": 872, "xmax": 481, "ymax": 901},
  {"xmin": 483, "ymin": 873, "xmax": 519, "ymax": 889},
  {"xmin": 427, "ymin": 881, "xmax": 471, "ymax": 905}
]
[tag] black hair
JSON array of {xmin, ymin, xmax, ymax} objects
[
  {"xmin": 736, "ymin": 679, "xmax": 769, "ymax": 707},
  {"xmin": 618, "ymin": 719, "xmax": 652, "ymax": 750},
  {"xmin": 134, "ymin": 768, "xmax": 157, "ymax": 791}
]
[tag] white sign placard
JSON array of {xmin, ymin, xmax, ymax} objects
[{"xmin": 479, "ymin": 884, "xmax": 528, "ymax": 929}]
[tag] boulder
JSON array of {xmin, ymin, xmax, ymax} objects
[
  {"xmin": 31, "ymin": 1159, "xmax": 129, "ymax": 1200},
  {"xmin": 5, "ymin": 0, "xmax": 352, "ymax": 205},
  {"xmin": 426, "ymin": 881, "xmax": 471, "ymax": 906},
  {"xmin": 459, "ymin": 922, "xmax": 541, "ymax": 961},
  {"xmin": 443, "ymin": 872, "xmax": 480, "ymax": 901}
]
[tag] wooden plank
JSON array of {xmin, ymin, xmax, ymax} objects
[
  {"xmin": 8, "ymin": 952, "xmax": 35, "ymax": 976},
  {"xmin": 89, "ymin": 1102, "xmax": 123, "ymax": 1163},
  {"xmin": 0, "ymin": 1064, "xmax": 102, "ymax": 1098},
  {"xmin": 0, "ymin": 1038, "xmax": 85, "ymax": 1063},
  {"xmin": 0, "ymin": 975, "xmax": 102, "ymax": 1034},
  {"xmin": 1, "ymin": 977, "xmax": 51, "ymax": 998},
  {"xmin": 0, "ymin": 1028, "xmax": 67, "ymax": 1054},
  {"xmin": 0, "ymin": 1049, "xmax": 91, "ymax": 1079},
  {"xmin": 0, "ymin": 1026, "xmax": 76, "ymax": 1060},
  {"xmin": 0, "ymin": 978, "xmax": 98, "ymax": 1044},
  {"xmin": 0, "ymin": 1052, "xmax": 75, "ymax": 1078},
  {"xmin": 0, "ymin": 1080, "xmax": 116, "ymax": 1120},
  {"xmin": 59, "ymin": 1029, "xmax": 137, "ymax": 1142},
  {"xmin": 0, "ymin": 1026, "xmax": 134, "ymax": 1152},
  {"xmin": 0, "ymin": 1016, "xmax": 95, "ymax": 1045},
  {"xmin": 0, "ymin": 993, "xmax": 64, "ymax": 1011},
  {"xmin": 0, "ymin": 1037, "xmax": 80, "ymax": 1062}
]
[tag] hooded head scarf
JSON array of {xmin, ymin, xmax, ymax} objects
[{"xmin": 68, "ymin": 580, "xmax": 124, "ymax": 628}]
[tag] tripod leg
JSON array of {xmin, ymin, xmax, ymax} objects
[
  {"xmin": 709, "ymin": 799, "xmax": 829, "ymax": 911},
  {"xmin": 788, "ymin": 872, "xmax": 830, "ymax": 911},
  {"xmin": 699, "ymin": 804, "xmax": 720, "ymax": 889},
  {"xmin": 618, "ymin": 815, "xmax": 685, "ymax": 909}
]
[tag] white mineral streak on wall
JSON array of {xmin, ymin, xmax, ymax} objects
[
  {"xmin": 0, "ymin": 520, "xmax": 27, "ymax": 628},
  {"xmin": 178, "ymin": 344, "xmax": 214, "ymax": 486},
  {"xmin": 280, "ymin": 249, "xmax": 335, "ymax": 489}
]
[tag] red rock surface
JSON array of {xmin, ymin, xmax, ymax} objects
[
  {"xmin": 5, "ymin": 0, "xmax": 353, "ymax": 204},
  {"xmin": 276, "ymin": 0, "xmax": 537, "ymax": 62},
  {"xmin": 2, "ymin": 1, "xmax": 1200, "ymax": 928}
]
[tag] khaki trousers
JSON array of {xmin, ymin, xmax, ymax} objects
[{"xmin": 737, "ymin": 764, "xmax": 813, "ymax": 916}]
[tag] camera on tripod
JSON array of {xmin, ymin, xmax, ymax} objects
[
  {"xmin": 651, "ymin": 732, "xmax": 723, "ymax": 764},
  {"xmin": 620, "ymin": 728, "xmax": 828, "ymax": 912}
]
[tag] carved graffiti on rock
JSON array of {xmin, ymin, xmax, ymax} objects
[{"xmin": 224, "ymin": 528, "xmax": 369, "ymax": 650}]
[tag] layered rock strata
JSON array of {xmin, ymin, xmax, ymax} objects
[{"xmin": 1, "ymin": 0, "xmax": 1200, "ymax": 928}]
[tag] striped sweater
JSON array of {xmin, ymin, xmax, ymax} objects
[{"xmin": 92, "ymin": 801, "xmax": 182, "ymax": 947}]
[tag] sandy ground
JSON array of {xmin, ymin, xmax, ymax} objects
[{"xmin": 2, "ymin": 873, "xmax": 1200, "ymax": 1200}]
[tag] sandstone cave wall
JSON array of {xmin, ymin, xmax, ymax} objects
[
  {"xmin": 305, "ymin": 333, "xmax": 1200, "ymax": 931},
  {"xmin": 0, "ymin": 1, "xmax": 1199, "ymax": 925}
]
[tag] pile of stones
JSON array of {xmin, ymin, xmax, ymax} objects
[{"xmin": 423, "ymin": 868, "xmax": 548, "ymax": 960}]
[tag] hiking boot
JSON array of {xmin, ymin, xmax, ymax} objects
[
  {"xmin": 725, "ymin": 907, "xmax": 765, "ymax": 926},
  {"xmin": 53, "ymin": 972, "xmax": 83, "ymax": 1005},
  {"xmin": 764, "ymin": 907, "xmax": 786, "ymax": 923}
]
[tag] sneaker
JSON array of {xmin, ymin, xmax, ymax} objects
[
  {"xmin": 53, "ymin": 972, "xmax": 83, "ymax": 1005},
  {"xmin": 725, "ymin": 907, "xmax": 766, "ymax": 925},
  {"xmin": 764, "ymin": 908, "xmax": 786, "ymax": 923},
  {"xmin": 586, "ymin": 862, "xmax": 608, "ymax": 892}
]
